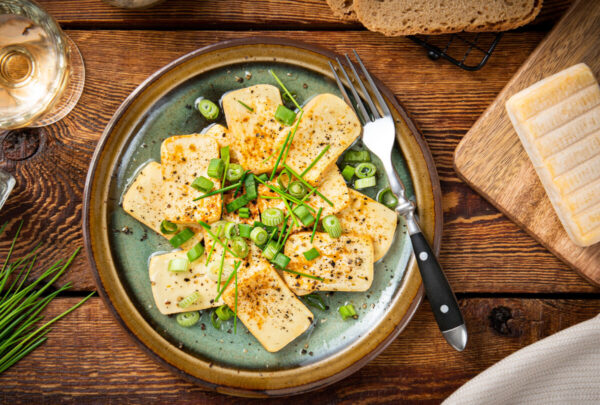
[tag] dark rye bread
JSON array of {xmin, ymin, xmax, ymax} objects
[
  {"xmin": 326, "ymin": 0, "xmax": 359, "ymax": 21},
  {"xmin": 351, "ymin": 0, "xmax": 543, "ymax": 36}
]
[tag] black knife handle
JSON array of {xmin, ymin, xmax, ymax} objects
[{"xmin": 410, "ymin": 232, "xmax": 463, "ymax": 332}]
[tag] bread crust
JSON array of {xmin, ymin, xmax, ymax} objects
[{"xmin": 326, "ymin": 0, "xmax": 359, "ymax": 22}]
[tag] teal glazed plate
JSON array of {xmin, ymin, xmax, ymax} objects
[{"xmin": 83, "ymin": 38, "xmax": 442, "ymax": 397}]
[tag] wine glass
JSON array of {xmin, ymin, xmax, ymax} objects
[{"xmin": 0, "ymin": 0, "xmax": 84, "ymax": 130}]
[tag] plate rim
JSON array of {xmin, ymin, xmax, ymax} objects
[{"xmin": 83, "ymin": 36, "xmax": 442, "ymax": 397}]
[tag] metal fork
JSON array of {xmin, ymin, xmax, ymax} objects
[{"xmin": 329, "ymin": 51, "xmax": 467, "ymax": 351}]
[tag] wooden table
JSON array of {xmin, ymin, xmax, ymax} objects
[{"xmin": 1, "ymin": 0, "xmax": 598, "ymax": 403}]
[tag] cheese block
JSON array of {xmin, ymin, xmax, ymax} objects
[
  {"xmin": 338, "ymin": 189, "xmax": 397, "ymax": 261},
  {"xmin": 221, "ymin": 85, "xmax": 287, "ymax": 174},
  {"xmin": 506, "ymin": 63, "xmax": 600, "ymax": 247},
  {"xmin": 283, "ymin": 232, "xmax": 374, "ymax": 295},
  {"xmin": 149, "ymin": 250, "xmax": 223, "ymax": 315},
  {"xmin": 161, "ymin": 134, "xmax": 222, "ymax": 225},
  {"xmin": 122, "ymin": 161, "xmax": 203, "ymax": 250},
  {"xmin": 285, "ymin": 94, "xmax": 361, "ymax": 185},
  {"xmin": 202, "ymin": 124, "xmax": 240, "ymax": 163},
  {"xmin": 221, "ymin": 245, "xmax": 313, "ymax": 352},
  {"xmin": 257, "ymin": 167, "xmax": 350, "ymax": 222}
]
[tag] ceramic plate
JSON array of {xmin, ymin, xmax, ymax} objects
[{"xmin": 83, "ymin": 38, "xmax": 442, "ymax": 397}]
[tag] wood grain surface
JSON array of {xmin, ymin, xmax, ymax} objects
[
  {"xmin": 454, "ymin": 0, "xmax": 600, "ymax": 285},
  {"xmin": 1, "ymin": 297, "xmax": 598, "ymax": 404},
  {"xmin": 1, "ymin": 30, "xmax": 597, "ymax": 293}
]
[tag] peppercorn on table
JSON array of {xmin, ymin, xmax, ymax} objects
[{"xmin": 1, "ymin": 0, "xmax": 599, "ymax": 403}]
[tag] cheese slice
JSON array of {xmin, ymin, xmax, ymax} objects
[
  {"xmin": 506, "ymin": 63, "xmax": 600, "ymax": 247},
  {"xmin": 149, "ymin": 250, "xmax": 223, "ymax": 315},
  {"xmin": 338, "ymin": 189, "xmax": 397, "ymax": 261},
  {"xmin": 161, "ymin": 134, "xmax": 222, "ymax": 225},
  {"xmin": 122, "ymin": 161, "xmax": 203, "ymax": 249},
  {"xmin": 257, "ymin": 166, "xmax": 350, "ymax": 224},
  {"xmin": 283, "ymin": 232, "xmax": 374, "ymax": 295},
  {"xmin": 285, "ymin": 94, "xmax": 361, "ymax": 185},
  {"xmin": 222, "ymin": 85, "xmax": 287, "ymax": 174},
  {"xmin": 221, "ymin": 245, "xmax": 313, "ymax": 352},
  {"xmin": 202, "ymin": 124, "xmax": 240, "ymax": 163}
]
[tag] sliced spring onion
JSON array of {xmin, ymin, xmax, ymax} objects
[
  {"xmin": 196, "ymin": 98, "xmax": 219, "ymax": 120},
  {"xmin": 244, "ymin": 174, "xmax": 258, "ymax": 200},
  {"xmin": 225, "ymin": 194, "xmax": 251, "ymax": 213},
  {"xmin": 177, "ymin": 291, "xmax": 200, "ymax": 308},
  {"xmin": 237, "ymin": 99, "xmax": 254, "ymax": 112},
  {"xmin": 168, "ymin": 258, "xmax": 190, "ymax": 272},
  {"xmin": 378, "ymin": 188, "xmax": 399, "ymax": 210},
  {"xmin": 160, "ymin": 219, "xmax": 178, "ymax": 234},
  {"xmin": 230, "ymin": 236, "xmax": 249, "ymax": 258},
  {"xmin": 250, "ymin": 227, "xmax": 268, "ymax": 245},
  {"xmin": 210, "ymin": 310, "xmax": 222, "ymax": 329},
  {"xmin": 223, "ymin": 222, "xmax": 238, "ymax": 240},
  {"xmin": 282, "ymin": 91, "xmax": 298, "ymax": 105},
  {"xmin": 257, "ymin": 173, "xmax": 268, "ymax": 182},
  {"xmin": 238, "ymin": 223, "xmax": 252, "ymax": 238},
  {"xmin": 341, "ymin": 165, "xmax": 355, "ymax": 182},
  {"xmin": 354, "ymin": 176, "xmax": 377, "ymax": 190},
  {"xmin": 300, "ymin": 144, "xmax": 330, "ymax": 177},
  {"xmin": 191, "ymin": 176, "xmax": 214, "ymax": 193},
  {"xmin": 176, "ymin": 311, "xmax": 200, "ymax": 327},
  {"xmin": 343, "ymin": 150, "xmax": 370, "ymax": 163},
  {"xmin": 207, "ymin": 158, "xmax": 225, "ymax": 179},
  {"xmin": 220, "ymin": 146, "xmax": 230, "ymax": 162},
  {"xmin": 303, "ymin": 247, "xmax": 320, "ymax": 261},
  {"xmin": 272, "ymin": 253, "xmax": 291, "ymax": 269},
  {"xmin": 293, "ymin": 205, "xmax": 315, "ymax": 227},
  {"xmin": 288, "ymin": 181, "xmax": 307, "ymax": 199},
  {"xmin": 211, "ymin": 221, "xmax": 227, "ymax": 238},
  {"xmin": 339, "ymin": 304, "xmax": 358, "ymax": 320},
  {"xmin": 310, "ymin": 207, "xmax": 323, "ymax": 243},
  {"xmin": 275, "ymin": 104, "xmax": 297, "ymax": 126},
  {"xmin": 192, "ymin": 181, "xmax": 241, "ymax": 201},
  {"xmin": 277, "ymin": 169, "xmax": 291, "ymax": 191},
  {"xmin": 355, "ymin": 162, "xmax": 377, "ymax": 178},
  {"xmin": 215, "ymin": 305, "xmax": 234, "ymax": 321},
  {"xmin": 254, "ymin": 175, "xmax": 315, "ymax": 212},
  {"xmin": 169, "ymin": 228, "xmax": 195, "ymax": 248},
  {"xmin": 304, "ymin": 293, "xmax": 327, "ymax": 311},
  {"xmin": 262, "ymin": 208, "xmax": 284, "ymax": 226},
  {"xmin": 282, "ymin": 163, "xmax": 334, "ymax": 207},
  {"xmin": 226, "ymin": 164, "xmax": 244, "ymax": 182},
  {"xmin": 262, "ymin": 240, "xmax": 279, "ymax": 260},
  {"xmin": 186, "ymin": 242, "xmax": 205, "ymax": 262},
  {"xmin": 322, "ymin": 215, "xmax": 342, "ymax": 238},
  {"xmin": 238, "ymin": 207, "xmax": 250, "ymax": 219}
]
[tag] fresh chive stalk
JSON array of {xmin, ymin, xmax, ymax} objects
[{"xmin": 300, "ymin": 144, "xmax": 330, "ymax": 177}]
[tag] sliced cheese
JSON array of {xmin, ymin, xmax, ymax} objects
[
  {"xmin": 202, "ymin": 124, "xmax": 240, "ymax": 163},
  {"xmin": 337, "ymin": 189, "xmax": 397, "ymax": 261},
  {"xmin": 221, "ymin": 245, "xmax": 313, "ymax": 352},
  {"xmin": 283, "ymin": 232, "xmax": 374, "ymax": 295},
  {"xmin": 161, "ymin": 134, "xmax": 222, "ymax": 225},
  {"xmin": 506, "ymin": 63, "xmax": 600, "ymax": 247},
  {"xmin": 122, "ymin": 161, "xmax": 203, "ymax": 249},
  {"xmin": 285, "ymin": 94, "xmax": 361, "ymax": 185},
  {"xmin": 149, "ymin": 250, "xmax": 223, "ymax": 315},
  {"xmin": 222, "ymin": 85, "xmax": 287, "ymax": 174}
]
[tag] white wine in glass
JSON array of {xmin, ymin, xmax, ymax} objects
[{"xmin": 0, "ymin": 0, "xmax": 84, "ymax": 130}]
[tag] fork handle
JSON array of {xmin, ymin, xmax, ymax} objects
[{"xmin": 408, "ymin": 227, "xmax": 467, "ymax": 351}]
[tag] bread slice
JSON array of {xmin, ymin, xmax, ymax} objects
[
  {"xmin": 326, "ymin": 0, "xmax": 358, "ymax": 21},
  {"xmin": 352, "ymin": 0, "xmax": 543, "ymax": 36}
]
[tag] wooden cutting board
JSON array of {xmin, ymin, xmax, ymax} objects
[{"xmin": 454, "ymin": 0, "xmax": 600, "ymax": 286}]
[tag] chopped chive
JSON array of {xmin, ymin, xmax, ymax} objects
[
  {"xmin": 237, "ymin": 99, "xmax": 254, "ymax": 112},
  {"xmin": 262, "ymin": 151, "xmax": 276, "ymax": 164},
  {"xmin": 169, "ymin": 228, "xmax": 195, "ymax": 248},
  {"xmin": 234, "ymin": 262, "xmax": 238, "ymax": 334},
  {"xmin": 254, "ymin": 175, "xmax": 315, "ymax": 213},
  {"xmin": 310, "ymin": 207, "xmax": 323, "ymax": 243},
  {"xmin": 281, "ymin": 268, "xmax": 323, "ymax": 281},
  {"xmin": 300, "ymin": 144, "xmax": 330, "ymax": 177},
  {"xmin": 214, "ymin": 261, "xmax": 241, "ymax": 302},
  {"xmin": 193, "ymin": 181, "xmax": 241, "ymax": 201},
  {"xmin": 216, "ymin": 250, "xmax": 226, "ymax": 292},
  {"xmin": 280, "ymin": 110, "xmax": 304, "ymax": 165},
  {"xmin": 280, "ymin": 224, "xmax": 293, "ymax": 248},
  {"xmin": 282, "ymin": 163, "xmax": 334, "ymax": 207},
  {"xmin": 258, "ymin": 195, "xmax": 282, "ymax": 200},
  {"xmin": 205, "ymin": 223, "xmax": 223, "ymax": 265},
  {"xmin": 198, "ymin": 221, "xmax": 239, "ymax": 258},
  {"xmin": 282, "ymin": 197, "xmax": 300, "ymax": 228},
  {"xmin": 341, "ymin": 165, "xmax": 355, "ymax": 182},
  {"xmin": 269, "ymin": 70, "xmax": 303, "ymax": 111},
  {"xmin": 269, "ymin": 130, "xmax": 292, "ymax": 181},
  {"xmin": 276, "ymin": 219, "xmax": 288, "ymax": 247}
]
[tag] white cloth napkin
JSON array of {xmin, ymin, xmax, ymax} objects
[{"xmin": 444, "ymin": 315, "xmax": 600, "ymax": 405}]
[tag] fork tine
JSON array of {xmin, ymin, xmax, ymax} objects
[
  {"xmin": 344, "ymin": 54, "xmax": 381, "ymax": 119},
  {"xmin": 353, "ymin": 50, "xmax": 392, "ymax": 117},
  {"xmin": 335, "ymin": 57, "xmax": 371, "ymax": 123},
  {"xmin": 328, "ymin": 61, "xmax": 354, "ymax": 114}
]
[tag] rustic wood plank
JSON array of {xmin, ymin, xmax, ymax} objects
[
  {"xmin": 1, "ymin": 30, "xmax": 596, "ymax": 293},
  {"xmin": 454, "ymin": 0, "xmax": 600, "ymax": 285},
  {"xmin": 0, "ymin": 297, "xmax": 598, "ymax": 403},
  {"xmin": 36, "ymin": 0, "xmax": 572, "ymax": 30}
]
